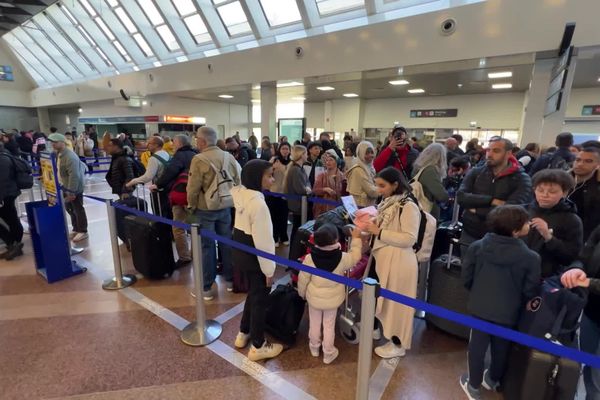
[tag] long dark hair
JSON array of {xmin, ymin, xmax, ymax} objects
[
  {"xmin": 276, "ymin": 142, "xmax": 291, "ymax": 165},
  {"xmin": 376, "ymin": 167, "xmax": 411, "ymax": 195}
]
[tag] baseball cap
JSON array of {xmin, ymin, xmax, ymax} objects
[{"xmin": 48, "ymin": 133, "xmax": 66, "ymax": 143}]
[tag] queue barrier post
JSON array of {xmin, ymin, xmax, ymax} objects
[
  {"xmin": 355, "ymin": 278, "xmax": 379, "ymax": 400},
  {"xmin": 181, "ymin": 224, "xmax": 222, "ymax": 346},
  {"xmin": 102, "ymin": 199, "xmax": 136, "ymax": 290},
  {"xmin": 301, "ymin": 196, "xmax": 308, "ymax": 225}
]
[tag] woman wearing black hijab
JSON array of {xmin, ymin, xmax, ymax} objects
[{"xmin": 230, "ymin": 160, "xmax": 283, "ymax": 361}]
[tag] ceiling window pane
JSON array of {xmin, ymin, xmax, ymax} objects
[
  {"xmin": 172, "ymin": 0, "xmax": 196, "ymax": 16},
  {"xmin": 61, "ymin": 5, "xmax": 79, "ymax": 25},
  {"xmin": 95, "ymin": 17, "xmax": 116, "ymax": 40},
  {"xmin": 183, "ymin": 14, "xmax": 211, "ymax": 44},
  {"xmin": 137, "ymin": 0, "xmax": 165, "ymax": 25},
  {"xmin": 259, "ymin": 0, "xmax": 301, "ymax": 27},
  {"xmin": 156, "ymin": 24, "xmax": 180, "ymax": 51},
  {"xmin": 216, "ymin": 1, "xmax": 251, "ymax": 36},
  {"xmin": 113, "ymin": 41, "xmax": 130, "ymax": 58},
  {"xmin": 212, "ymin": 0, "xmax": 229, "ymax": 4},
  {"xmin": 77, "ymin": 25, "xmax": 96, "ymax": 46},
  {"xmin": 316, "ymin": 0, "xmax": 364, "ymax": 16},
  {"xmin": 133, "ymin": 33, "xmax": 154, "ymax": 56},
  {"xmin": 79, "ymin": 0, "xmax": 97, "ymax": 17},
  {"xmin": 107, "ymin": 0, "xmax": 120, "ymax": 6},
  {"xmin": 114, "ymin": 7, "xmax": 138, "ymax": 34}
]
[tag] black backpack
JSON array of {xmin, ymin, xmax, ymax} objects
[
  {"xmin": 545, "ymin": 152, "xmax": 571, "ymax": 171},
  {"xmin": 2, "ymin": 153, "xmax": 33, "ymax": 189},
  {"xmin": 130, "ymin": 156, "xmax": 146, "ymax": 178}
]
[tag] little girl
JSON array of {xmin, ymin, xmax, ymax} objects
[{"xmin": 298, "ymin": 223, "xmax": 362, "ymax": 364}]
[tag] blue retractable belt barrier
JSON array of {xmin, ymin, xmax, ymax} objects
[{"xmin": 263, "ymin": 191, "xmax": 343, "ymax": 207}]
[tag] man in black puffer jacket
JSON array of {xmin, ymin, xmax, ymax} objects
[
  {"xmin": 105, "ymin": 139, "xmax": 134, "ymax": 199},
  {"xmin": 0, "ymin": 142, "xmax": 24, "ymax": 260},
  {"xmin": 457, "ymin": 137, "xmax": 533, "ymax": 244},
  {"xmin": 152, "ymin": 134, "xmax": 198, "ymax": 268},
  {"xmin": 524, "ymin": 169, "xmax": 583, "ymax": 278}
]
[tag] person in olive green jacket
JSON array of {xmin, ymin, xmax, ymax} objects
[{"xmin": 411, "ymin": 143, "xmax": 450, "ymax": 220}]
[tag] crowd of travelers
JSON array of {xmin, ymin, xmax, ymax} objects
[{"xmin": 1, "ymin": 124, "xmax": 599, "ymax": 398}]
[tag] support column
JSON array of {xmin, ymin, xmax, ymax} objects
[
  {"xmin": 541, "ymin": 54, "xmax": 577, "ymax": 144},
  {"xmin": 37, "ymin": 107, "xmax": 51, "ymax": 134},
  {"xmin": 260, "ymin": 83, "xmax": 277, "ymax": 141}
]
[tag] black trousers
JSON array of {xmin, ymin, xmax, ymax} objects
[
  {"xmin": 267, "ymin": 196, "xmax": 289, "ymax": 243},
  {"xmin": 468, "ymin": 327, "xmax": 511, "ymax": 389},
  {"xmin": 0, "ymin": 197, "xmax": 23, "ymax": 245},
  {"xmin": 65, "ymin": 194, "xmax": 88, "ymax": 233},
  {"xmin": 240, "ymin": 269, "xmax": 270, "ymax": 348},
  {"xmin": 289, "ymin": 213, "xmax": 302, "ymax": 250}
]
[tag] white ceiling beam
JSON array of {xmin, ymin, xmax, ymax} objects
[
  {"xmin": 238, "ymin": 0, "xmax": 269, "ymax": 40},
  {"xmin": 194, "ymin": 0, "xmax": 233, "ymax": 48},
  {"xmin": 295, "ymin": 0, "xmax": 316, "ymax": 29},
  {"xmin": 120, "ymin": 1, "xmax": 172, "ymax": 61},
  {"xmin": 3, "ymin": 34, "xmax": 59, "ymax": 85},
  {"xmin": 153, "ymin": 0, "xmax": 196, "ymax": 55}
]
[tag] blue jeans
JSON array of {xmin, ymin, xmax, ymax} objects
[
  {"xmin": 581, "ymin": 315, "xmax": 600, "ymax": 400},
  {"xmin": 195, "ymin": 209, "xmax": 233, "ymax": 291}
]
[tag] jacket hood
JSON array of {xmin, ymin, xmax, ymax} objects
[
  {"xmin": 310, "ymin": 247, "xmax": 343, "ymax": 273},
  {"xmin": 241, "ymin": 159, "xmax": 272, "ymax": 191},
  {"xmin": 530, "ymin": 197, "xmax": 578, "ymax": 215},
  {"xmin": 496, "ymin": 155, "xmax": 522, "ymax": 178},
  {"xmin": 176, "ymin": 145, "xmax": 197, "ymax": 154},
  {"xmin": 231, "ymin": 185, "xmax": 264, "ymax": 214},
  {"xmin": 480, "ymin": 233, "xmax": 530, "ymax": 264}
]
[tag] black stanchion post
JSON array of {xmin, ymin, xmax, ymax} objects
[
  {"xmin": 356, "ymin": 278, "xmax": 380, "ymax": 400},
  {"xmin": 181, "ymin": 224, "xmax": 222, "ymax": 346},
  {"xmin": 102, "ymin": 199, "xmax": 136, "ymax": 290}
]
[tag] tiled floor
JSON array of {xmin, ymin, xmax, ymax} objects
[{"xmin": 0, "ymin": 178, "xmax": 503, "ymax": 400}]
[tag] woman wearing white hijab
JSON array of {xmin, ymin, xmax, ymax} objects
[{"xmin": 346, "ymin": 141, "xmax": 379, "ymax": 207}]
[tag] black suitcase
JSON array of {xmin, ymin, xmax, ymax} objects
[
  {"xmin": 125, "ymin": 215, "xmax": 176, "ymax": 279},
  {"xmin": 502, "ymin": 344, "xmax": 580, "ymax": 400},
  {"xmin": 425, "ymin": 254, "xmax": 471, "ymax": 339},
  {"xmin": 288, "ymin": 220, "xmax": 315, "ymax": 262},
  {"xmin": 115, "ymin": 196, "xmax": 148, "ymax": 247},
  {"xmin": 425, "ymin": 200, "xmax": 470, "ymax": 339},
  {"xmin": 265, "ymin": 284, "xmax": 306, "ymax": 344}
]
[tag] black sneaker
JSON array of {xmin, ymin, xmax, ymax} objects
[
  {"xmin": 175, "ymin": 259, "xmax": 191, "ymax": 269},
  {"xmin": 5, "ymin": 243, "xmax": 24, "ymax": 261}
]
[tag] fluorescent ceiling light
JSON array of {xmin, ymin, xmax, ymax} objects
[
  {"xmin": 251, "ymin": 99, "xmax": 260, "ymax": 103},
  {"xmin": 133, "ymin": 66, "xmax": 140, "ymax": 71},
  {"xmin": 389, "ymin": 79, "xmax": 409, "ymax": 86},
  {"xmin": 142, "ymin": 100, "xmax": 148, "ymax": 105},
  {"xmin": 219, "ymin": 94, "xmax": 234, "ymax": 98},
  {"xmin": 343, "ymin": 93, "xmax": 359, "ymax": 98},
  {"xmin": 252, "ymin": 85, "xmax": 260, "ymax": 90},
  {"xmin": 292, "ymin": 96, "xmax": 306, "ymax": 101},
  {"xmin": 492, "ymin": 83, "xmax": 512, "ymax": 89},
  {"xmin": 488, "ymin": 71, "xmax": 513, "ymax": 79},
  {"xmin": 597, "ymin": 77, "xmax": 600, "ymax": 82},
  {"xmin": 408, "ymin": 88, "xmax": 425, "ymax": 94},
  {"xmin": 457, "ymin": 83, "xmax": 463, "ymax": 88},
  {"xmin": 277, "ymin": 81, "xmax": 303, "ymax": 88},
  {"xmin": 317, "ymin": 86, "xmax": 335, "ymax": 91}
]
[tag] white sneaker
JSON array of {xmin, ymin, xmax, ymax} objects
[
  {"xmin": 235, "ymin": 332, "xmax": 250, "ymax": 349},
  {"xmin": 282, "ymin": 241, "xmax": 290, "ymax": 246},
  {"xmin": 248, "ymin": 341, "xmax": 283, "ymax": 362},
  {"xmin": 323, "ymin": 347, "xmax": 339, "ymax": 364},
  {"xmin": 356, "ymin": 322, "xmax": 382, "ymax": 340},
  {"xmin": 275, "ymin": 242, "xmax": 280, "ymax": 248},
  {"xmin": 309, "ymin": 344, "xmax": 320, "ymax": 357},
  {"xmin": 374, "ymin": 341, "xmax": 406, "ymax": 359},
  {"xmin": 72, "ymin": 232, "xmax": 89, "ymax": 242}
]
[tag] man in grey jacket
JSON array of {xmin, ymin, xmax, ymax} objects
[{"xmin": 48, "ymin": 133, "xmax": 89, "ymax": 243}]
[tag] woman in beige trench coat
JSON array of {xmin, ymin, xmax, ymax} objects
[{"xmin": 365, "ymin": 167, "xmax": 420, "ymax": 359}]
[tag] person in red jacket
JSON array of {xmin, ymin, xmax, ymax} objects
[{"xmin": 373, "ymin": 125, "xmax": 419, "ymax": 178}]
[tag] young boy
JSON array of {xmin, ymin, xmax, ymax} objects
[
  {"xmin": 298, "ymin": 223, "xmax": 362, "ymax": 364},
  {"xmin": 460, "ymin": 205, "xmax": 541, "ymax": 400}
]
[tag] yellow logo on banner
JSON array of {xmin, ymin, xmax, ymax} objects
[{"xmin": 40, "ymin": 157, "xmax": 57, "ymax": 206}]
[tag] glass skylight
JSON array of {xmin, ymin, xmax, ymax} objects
[
  {"xmin": 315, "ymin": 0, "xmax": 364, "ymax": 16},
  {"xmin": 156, "ymin": 25, "xmax": 180, "ymax": 51},
  {"xmin": 114, "ymin": 7, "xmax": 138, "ymax": 34},
  {"xmin": 133, "ymin": 33, "xmax": 154, "ymax": 57},
  {"xmin": 184, "ymin": 14, "xmax": 211, "ymax": 44},
  {"xmin": 172, "ymin": 0, "xmax": 196, "ymax": 16},
  {"xmin": 138, "ymin": 0, "xmax": 165, "ymax": 25},
  {"xmin": 259, "ymin": 0, "xmax": 302, "ymax": 27},
  {"xmin": 216, "ymin": 1, "xmax": 252, "ymax": 36}
]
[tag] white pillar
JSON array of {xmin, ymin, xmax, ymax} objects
[
  {"xmin": 519, "ymin": 59, "xmax": 554, "ymax": 146},
  {"xmin": 260, "ymin": 83, "xmax": 277, "ymax": 141},
  {"xmin": 37, "ymin": 107, "xmax": 51, "ymax": 133}
]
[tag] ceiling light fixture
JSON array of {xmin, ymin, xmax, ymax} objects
[
  {"xmin": 397, "ymin": 66, "xmax": 404, "ymax": 75},
  {"xmin": 132, "ymin": 66, "xmax": 140, "ymax": 71},
  {"xmin": 343, "ymin": 93, "xmax": 359, "ymax": 98},
  {"xmin": 251, "ymin": 99, "xmax": 260, "ymax": 103},
  {"xmin": 457, "ymin": 83, "xmax": 463, "ymax": 88},
  {"xmin": 153, "ymin": 61, "xmax": 162, "ymax": 68},
  {"xmin": 389, "ymin": 79, "xmax": 409, "ymax": 86},
  {"xmin": 78, "ymin": 107, "xmax": 83, "ymax": 113},
  {"xmin": 317, "ymin": 86, "xmax": 335, "ymax": 91},
  {"xmin": 597, "ymin": 77, "xmax": 600, "ymax": 82},
  {"xmin": 492, "ymin": 83, "xmax": 512, "ymax": 89},
  {"xmin": 479, "ymin": 58, "xmax": 486, "ymax": 67},
  {"xmin": 276, "ymin": 81, "xmax": 303, "ymax": 88},
  {"xmin": 219, "ymin": 94, "xmax": 234, "ymax": 99},
  {"xmin": 252, "ymin": 85, "xmax": 260, "ymax": 90},
  {"xmin": 142, "ymin": 101, "xmax": 148, "ymax": 106},
  {"xmin": 292, "ymin": 96, "xmax": 306, "ymax": 101},
  {"xmin": 488, "ymin": 71, "xmax": 513, "ymax": 79},
  {"xmin": 408, "ymin": 88, "xmax": 425, "ymax": 94}
]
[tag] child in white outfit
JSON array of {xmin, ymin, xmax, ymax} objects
[{"xmin": 298, "ymin": 223, "xmax": 363, "ymax": 364}]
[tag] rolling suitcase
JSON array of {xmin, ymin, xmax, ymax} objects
[
  {"xmin": 115, "ymin": 195, "xmax": 147, "ymax": 248},
  {"xmin": 125, "ymin": 185, "xmax": 175, "ymax": 279},
  {"xmin": 425, "ymin": 200, "xmax": 470, "ymax": 340},
  {"xmin": 288, "ymin": 220, "xmax": 315, "ymax": 262},
  {"xmin": 502, "ymin": 344, "xmax": 580, "ymax": 400}
]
